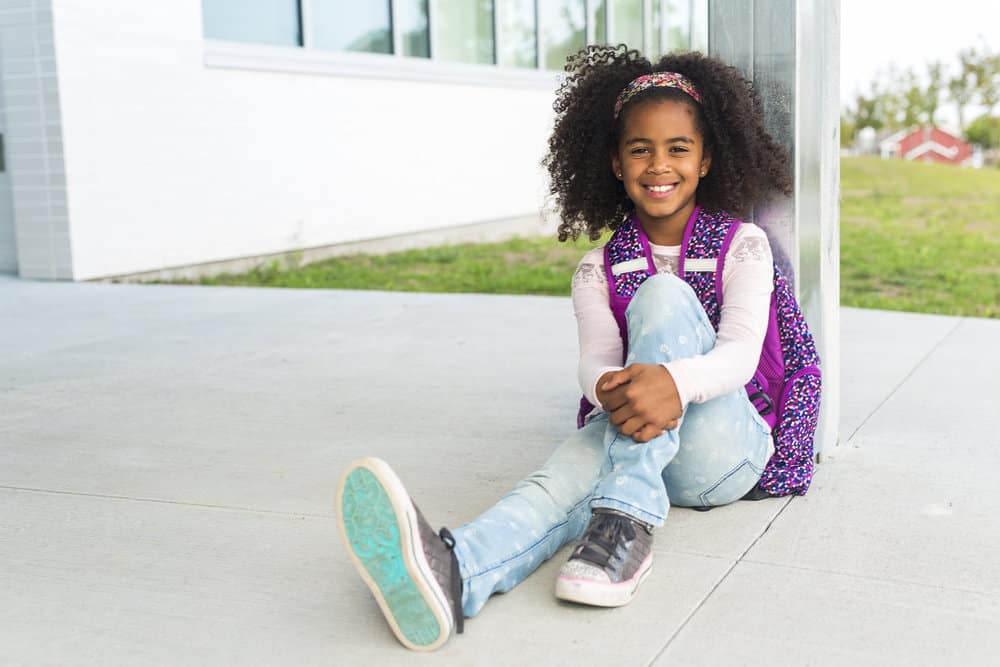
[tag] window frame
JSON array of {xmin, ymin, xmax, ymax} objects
[
  {"xmin": 203, "ymin": 39, "xmax": 558, "ymax": 89},
  {"xmin": 201, "ymin": 0, "xmax": 696, "ymax": 85}
]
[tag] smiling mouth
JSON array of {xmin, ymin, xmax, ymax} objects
[{"xmin": 643, "ymin": 184, "xmax": 677, "ymax": 196}]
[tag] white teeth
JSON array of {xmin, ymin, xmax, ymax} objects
[{"xmin": 647, "ymin": 185, "xmax": 674, "ymax": 193}]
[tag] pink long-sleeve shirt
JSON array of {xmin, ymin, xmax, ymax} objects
[{"xmin": 572, "ymin": 223, "xmax": 774, "ymax": 411}]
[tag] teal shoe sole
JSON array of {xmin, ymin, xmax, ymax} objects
[{"xmin": 339, "ymin": 463, "xmax": 447, "ymax": 650}]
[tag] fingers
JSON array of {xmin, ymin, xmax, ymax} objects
[
  {"xmin": 609, "ymin": 403, "xmax": 633, "ymax": 427},
  {"xmin": 631, "ymin": 423, "xmax": 662, "ymax": 443},
  {"xmin": 610, "ymin": 391, "xmax": 676, "ymax": 429},
  {"xmin": 600, "ymin": 369, "xmax": 632, "ymax": 392},
  {"xmin": 602, "ymin": 385, "xmax": 630, "ymax": 413},
  {"xmin": 617, "ymin": 415, "xmax": 647, "ymax": 439},
  {"xmin": 604, "ymin": 364, "xmax": 682, "ymax": 440},
  {"xmin": 619, "ymin": 417, "xmax": 682, "ymax": 443}
]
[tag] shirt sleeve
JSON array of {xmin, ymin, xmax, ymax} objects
[
  {"xmin": 664, "ymin": 223, "xmax": 774, "ymax": 407},
  {"xmin": 571, "ymin": 247, "xmax": 624, "ymax": 409}
]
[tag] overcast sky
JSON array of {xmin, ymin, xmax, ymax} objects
[{"xmin": 840, "ymin": 0, "xmax": 998, "ymax": 128}]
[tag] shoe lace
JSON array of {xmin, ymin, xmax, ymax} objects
[{"xmin": 573, "ymin": 512, "xmax": 637, "ymax": 568}]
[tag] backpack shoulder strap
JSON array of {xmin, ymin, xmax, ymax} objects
[
  {"xmin": 604, "ymin": 214, "xmax": 655, "ymax": 341},
  {"xmin": 678, "ymin": 208, "xmax": 741, "ymax": 329},
  {"xmin": 604, "ymin": 214, "xmax": 655, "ymax": 296}
]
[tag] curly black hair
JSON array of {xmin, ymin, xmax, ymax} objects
[{"xmin": 544, "ymin": 45, "xmax": 792, "ymax": 241}]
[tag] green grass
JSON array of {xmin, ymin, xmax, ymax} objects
[
  {"xmin": 190, "ymin": 236, "xmax": 602, "ymax": 296},
  {"xmin": 840, "ymin": 157, "xmax": 999, "ymax": 318},
  {"xmin": 184, "ymin": 157, "xmax": 1000, "ymax": 318}
]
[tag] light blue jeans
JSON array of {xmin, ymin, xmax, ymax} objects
[{"xmin": 451, "ymin": 273, "xmax": 772, "ymax": 617}]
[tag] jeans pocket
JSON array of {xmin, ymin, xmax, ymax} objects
[{"xmin": 699, "ymin": 459, "xmax": 763, "ymax": 507}]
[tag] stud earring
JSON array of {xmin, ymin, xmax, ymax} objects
[{"xmin": 617, "ymin": 172, "xmax": 622, "ymax": 178}]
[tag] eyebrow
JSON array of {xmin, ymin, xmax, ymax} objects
[{"xmin": 624, "ymin": 136, "xmax": 695, "ymax": 145}]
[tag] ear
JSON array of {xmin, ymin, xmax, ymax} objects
[
  {"xmin": 611, "ymin": 153, "xmax": 622, "ymax": 180},
  {"xmin": 699, "ymin": 149, "xmax": 712, "ymax": 178}
]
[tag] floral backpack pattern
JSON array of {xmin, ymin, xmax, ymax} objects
[{"xmin": 577, "ymin": 206, "xmax": 822, "ymax": 496}]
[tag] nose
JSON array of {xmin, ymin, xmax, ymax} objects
[{"xmin": 646, "ymin": 150, "xmax": 671, "ymax": 174}]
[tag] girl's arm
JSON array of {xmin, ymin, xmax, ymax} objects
[
  {"xmin": 572, "ymin": 224, "xmax": 772, "ymax": 418},
  {"xmin": 571, "ymin": 248, "xmax": 624, "ymax": 410},
  {"xmin": 664, "ymin": 223, "xmax": 773, "ymax": 408}
]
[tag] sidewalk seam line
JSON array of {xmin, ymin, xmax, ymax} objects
[
  {"xmin": 646, "ymin": 497, "xmax": 794, "ymax": 666},
  {"xmin": 0, "ymin": 484, "xmax": 328, "ymax": 518},
  {"xmin": 845, "ymin": 317, "xmax": 964, "ymax": 444}
]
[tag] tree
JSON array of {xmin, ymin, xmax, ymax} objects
[
  {"xmin": 874, "ymin": 66, "xmax": 908, "ymax": 131},
  {"xmin": 948, "ymin": 48, "xmax": 978, "ymax": 132},
  {"xmin": 840, "ymin": 116, "xmax": 856, "ymax": 148},
  {"xmin": 901, "ymin": 68, "xmax": 925, "ymax": 128},
  {"xmin": 842, "ymin": 46, "xmax": 999, "ymax": 145},
  {"xmin": 965, "ymin": 114, "xmax": 1000, "ymax": 149},
  {"xmin": 924, "ymin": 61, "xmax": 945, "ymax": 126},
  {"xmin": 852, "ymin": 87, "xmax": 883, "ymax": 131},
  {"xmin": 964, "ymin": 46, "xmax": 1000, "ymax": 150},
  {"xmin": 973, "ymin": 52, "xmax": 1000, "ymax": 116}
]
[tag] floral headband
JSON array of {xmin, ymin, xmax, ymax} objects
[{"xmin": 613, "ymin": 71, "xmax": 702, "ymax": 120}]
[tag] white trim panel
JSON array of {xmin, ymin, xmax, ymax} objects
[{"xmin": 203, "ymin": 40, "xmax": 560, "ymax": 89}]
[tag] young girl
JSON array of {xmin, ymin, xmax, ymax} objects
[{"xmin": 335, "ymin": 46, "xmax": 820, "ymax": 652}]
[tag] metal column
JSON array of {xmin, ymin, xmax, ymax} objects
[
  {"xmin": 0, "ymin": 28, "xmax": 17, "ymax": 273},
  {"xmin": 0, "ymin": 0, "xmax": 73, "ymax": 279},
  {"xmin": 708, "ymin": 0, "xmax": 841, "ymax": 456}
]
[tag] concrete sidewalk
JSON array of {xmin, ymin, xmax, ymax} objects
[{"xmin": 1, "ymin": 276, "xmax": 998, "ymax": 665}]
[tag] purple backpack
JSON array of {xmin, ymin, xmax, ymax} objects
[{"xmin": 577, "ymin": 206, "xmax": 822, "ymax": 496}]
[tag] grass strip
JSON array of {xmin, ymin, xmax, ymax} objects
[{"xmin": 182, "ymin": 158, "xmax": 1000, "ymax": 318}]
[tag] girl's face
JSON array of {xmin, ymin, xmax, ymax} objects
[{"xmin": 612, "ymin": 99, "xmax": 711, "ymax": 245}]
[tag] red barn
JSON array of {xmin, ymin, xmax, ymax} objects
[{"xmin": 879, "ymin": 126, "xmax": 974, "ymax": 165}]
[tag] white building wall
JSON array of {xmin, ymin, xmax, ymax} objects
[{"xmin": 51, "ymin": 0, "xmax": 557, "ymax": 280}]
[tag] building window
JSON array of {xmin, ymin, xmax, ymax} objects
[
  {"xmin": 397, "ymin": 0, "xmax": 431, "ymax": 57},
  {"xmin": 308, "ymin": 1, "xmax": 392, "ymax": 54},
  {"xmin": 590, "ymin": 0, "xmax": 608, "ymax": 44},
  {"xmin": 665, "ymin": 0, "xmax": 691, "ymax": 52},
  {"xmin": 539, "ymin": 0, "xmax": 586, "ymax": 71},
  {"xmin": 201, "ymin": 0, "xmax": 699, "ymax": 77},
  {"xmin": 608, "ymin": 0, "xmax": 643, "ymax": 50},
  {"xmin": 431, "ymin": 0, "xmax": 495, "ymax": 65},
  {"xmin": 689, "ymin": 0, "xmax": 708, "ymax": 52},
  {"xmin": 496, "ymin": 0, "xmax": 536, "ymax": 68},
  {"xmin": 648, "ymin": 0, "xmax": 662, "ymax": 58},
  {"xmin": 202, "ymin": 0, "xmax": 302, "ymax": 47}
]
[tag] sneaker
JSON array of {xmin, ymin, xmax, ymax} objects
[
  {"xmin": 554, "ymin": 509, "xmax": 653, "ymax": 607},
  {"xmin": 336, "ymin": 457, "xmax": 464, "ymax": 651}
]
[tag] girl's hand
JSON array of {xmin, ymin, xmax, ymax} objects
[{"xmin": 598, "ymin": 364, "xmax": 683, "ymax": 443}]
